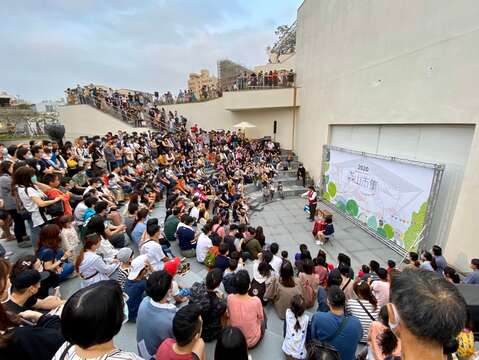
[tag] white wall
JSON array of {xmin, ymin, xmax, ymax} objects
[
  {"xmin": 295, "ymin": 0, "xmax": 479, "ymax": 270},
  {"xmin": 58, "ymin": 105, "xmax": 146, "ymax": 140}
]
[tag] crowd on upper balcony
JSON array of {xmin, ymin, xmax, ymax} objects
[{"xmin": 230, "ymin": 69, "xmax": 295, "ymax": 91}]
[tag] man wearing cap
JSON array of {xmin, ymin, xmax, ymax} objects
[
  {"xmin": 4, "ymin": 269, "xmax": 64, "ymax": 315},
  {"xmin": 124, "ymin": 255, "xmax": 150, "ymax": 322},
  {"xmin": 109, "ymin": 247, "xmax": 133, "ymax": 289}
]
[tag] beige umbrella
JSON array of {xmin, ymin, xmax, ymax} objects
[{"xmin": 233, "ymin": 121, "xmax": 256, "ymax": 129}]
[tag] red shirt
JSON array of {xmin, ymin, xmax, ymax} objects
[
  {"xmin": 45, "ymin": 188, "xmax": 72, "ymax": 215},
  {"xmin": 155, "ymin": 338, "xmax": 196, "ymax": 360}
]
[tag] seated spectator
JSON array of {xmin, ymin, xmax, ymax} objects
[
  {"xmin": 201, "ymin": 269, "xmax": 227, "ymax": 342},
  {"xmin": 137, "ymin": 270, "xmax": 176, "ymax": 359},
  {"xmin": 214, "ymin": 243, "xmax": 230, "ymax": 273},
  {"xmin": 164, "ymin": 207, "xmax": 181, "ymax": 242},
  {"xmin": 250, "ymin": 252, "xmax": 275, "ymax": 305},
  {"xmin": 52, "ymin": 280, "xmax": 142, "ymax": 359},
  {"xmin": 93, "ymin": 201, "xmax": 127, "ymax": 248},
  {"xmin": 369, "ymin": 267, "xmax": 390, "ymax": 308},
  {"xmin": 227, "ymin": 270, "xmax": 265, "ymax": 348},
  {"xmin": 0, "ymin": 258, "xmax": 64, "ymax": 360},
  {"xmin": 345, "ymin": 280, "xmax": 379, "ymax": 343},
  {"xmin": 131, "ymin": 208, "xmax": 149, "ymax": 247},
  {"xmin": 176, "ymin": 215, "xmax": 197, "ymax": 258},
  {"xmin": 140, "ymin": 223, "xmax": 168, "ymax": 271},
  {"xmin": 215, "ymin": 327, "xmax": 250, "ymax": 360},
  {"xmin": 366, "ymin": 306, "xmax": 401, "ymax": 360},
  {"xmin": 196, "ymin": 222, "xmax": 213, "ymax": 264},
  {"xmin": 282, "ymin": 294, "xmax": 309, "ymax": 360},
  {"xmin": 313, "ymin": 254, "xmax": 329, "ymax": 287},
  {"xmin": 298, "ymin": 258, "xmax": 320, "ymax": 308},
  {"xmin": 464, "ymin": 258, "xmax": 479, "ymax": 284},
  {"xmin": 309, "ymin": 285, "xmax": 363, "ymax": 360},
  {"xmin": 315, "ymin": 216, "xmax": 334, "ymax": 245},
  {"xmin": 269, "ymin": 242, "xmax": 283, "ymax": 274},
  {"xmin": 75, "ymin": 233, "xmax": 119, "ymax": 288},
  {"xmin": 4, "ymin": 268, "xmax": 64, "ymax": 314},
  {"xmin": 155, "ymin": 304, "xmax": 206, "ymax": 360},
  {"xmin": 84, "ymin": 215, "xmax": 120, "ymax": 262},
  {"xmin": 43, "ymin": 173, "xmax": 72, "ymax": 216},
  {"xmin": 265, "ymin": 261, "xmax": 302, "ymax": 320},
  {"xmin": 242, "ymin": 227, "xmax": 262, "ymax": 260},
  {"xmin": 124, "ymin": 255, "xmax": 150, "ymax": 322},
  {"xmin": 388, "ymin": 268, "xmax": 467, "ymax": 359},
  {"xmin": 58, "ymin": 215, "xmax": 81, "ymax": 262},
  {"xmin": 110, "ymin": 247, "xmax": 134, "ymax": 288}
]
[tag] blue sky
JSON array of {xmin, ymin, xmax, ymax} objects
[{"xmin": 1, "ymin": 0, "xmax": 302, "ymax": 102}]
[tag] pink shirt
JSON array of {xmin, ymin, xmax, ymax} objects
[
  {"xmin": 371, "ymin": 280, "xmax": 390, "ymax": 308},
  {"xmin": 227, "ymin": 294, "xmax": 264, "ymax": 348}
]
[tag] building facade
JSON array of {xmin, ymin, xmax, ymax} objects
[{"xmin": 187, "ymin": 69, "xmax": 217, "ymax": 97}]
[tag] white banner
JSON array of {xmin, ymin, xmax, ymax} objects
[{"xmin": 324, "ymin": 148, "xmax": 435, "ymax": 249}]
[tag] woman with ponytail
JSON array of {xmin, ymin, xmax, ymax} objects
[
  {"xmin": 367, "ymin": 306, "xmax": 401, "ymax": 360},
  {"xmin": 131, "ymin": 207, "xmax": 149, "ymax": 247},
  {"xmin": 76, "ymin": 233, "xmax": 119, "ymax": 288},
  {"xmin": 346, "ymin": 280, "xmax": 379, "ymax": 343},
  {"xmin": 282, "ymin": 294, "xmax": 309, "ymax": 360}
]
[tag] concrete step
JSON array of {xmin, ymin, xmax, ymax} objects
[
  {"xmin": 247, "ymin": 184, "xmax": 308, "ymax": 203},
  {"xmin": 280, "ymin": 155, "xmax": 299, "ymax": 162}
]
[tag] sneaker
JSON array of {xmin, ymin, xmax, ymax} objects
[
  {"xmin": 315, "ymin": 240, "xmax": 323, "ymax": 246},
  {"xmin": 18, "ymin": 242, "xmax": 32, "ymax": 248}
]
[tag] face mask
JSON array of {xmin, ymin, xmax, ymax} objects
[{"xmin": 31, "ymin": 175, "xmax": 37, "ymax": 183}]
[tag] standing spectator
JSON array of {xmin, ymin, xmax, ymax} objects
[
  {"xmin": 366, "ymin": 306, "xmax": 401, "ymax": 360},
  {"xmin": 227, "ymin": 270, "xmax": 265, "ymax": 348},
  {"xmin": 265, "ymin": 261, "xmax": 302, "ymax": 319},
  {"xmin": 464, "ymin": 258, "xmax": 479, "ymax": 284},
  {"xmin": 345, "ymin": 280, "xmax": 378, "ymax": 343},
  {"xmin": 309, "ymin": 286, "xmax": 363, "ymax": 360},
  {"xmin": 432, "ymin": 245, "xmax": 447, "ymax": 274},
  {"xmin": 282, "ymin": 294, "xmax": 309, "ymax": 360},
  {"xmin": 155, "ymin": 304, "xmax": 205, "ymax": 360},
  {"xmin": 297, "ymin": 164, "xmax": 306, "ymax": 188},
  {"xmin": 52, "ymin": 281, "xmax": 142, "ymax": 360},
  {"xmin": 137, "ymin": 270, "xmax": 176, "ymax": 359},
  {"xmin": 419, "ymin": 251, "xmax": 435, "ymax": 271},
  {"xmin": 369, "ymin": 268, "xmax": 390, "ymax": 308},
  {"xmin": 0, "ymin": 160, "xmax": 29, "ymax": 247},
  {"xmin": 215, "ymin": 327, "xmax": 249, "ymax": 360}
]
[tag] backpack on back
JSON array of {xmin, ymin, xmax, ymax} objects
[
  {"xmin": 248, "ymin": 278, "xmax": 267, "ymax": 304},
  {"xmin": 189, "ymin": 282, "xmax": 210, "ymax": 313}
]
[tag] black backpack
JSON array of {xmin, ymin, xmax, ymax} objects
[
  {"xmin": 307, "ymin": 316, "xmax": 349, "ymax": 360},
  {"xmin": 248, "ymin": 278, "xmax": 266, "ymax": 304}
]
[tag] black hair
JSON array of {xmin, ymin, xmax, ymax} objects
[
  {"xmin": 234, "ymin": 270, "xmax": 250, "ymax": 295},
  {"xmin": 377, "ymin": 268, "xmax": 388, "ymax": 280},
  {"xmin": 146, "ymin": 270, "xmax": 172, "ymax": 302},
  {"xmin": 327, "ymin": 285, "xmax": 345, "ymax": 308},
  {"xmin": 337, "ymin": 253, "xmax": 351, "ymax": 267},
  {"xmin": 84, "ymin": 196, "xmax": 98, "ymax": 208},
  {"xmin": 228, "ymin": 258, "xmax": 239, "ymax": 271},
  {"xmin": 432, "ymin": 245, "xmax": 442, "ymax": 256},
  {"xmin": 377, "ymin": 305, "xmax": 399, "ymax": 356},
  {"xmin": 387, "ymin": 260, "xmax": 396, "ymax": 269},
  {"xmin": 206, "ymin": 268, "xmax": 223, "ymax": 290},
  {"xmin": 127, "ymin": 201, "xmax": 139, "ymax": 215},
  {"xmin": 94, "ymin": 201, "xmax": 108, "ymax": 214},
  {"xmin": 61, "ymin": 281, "xmax": 124, "ymax": 349},
  {"xmin": 270, "ymin": 242, "xmax": 279, "ymax": 255},
  {"xmin": 214, "ymin": 326, "xmax": 249, "ymax": 360},
  {"xmin": 185, "ymin": 216, "xmax": 195, "ymax": 226},
  {"xmin": 146, "ymin": 224, "xmax": 160, "ymax": 237},
  {"xmin": 290, "ymin": 294, "xmax": 306, "ymax": 331},
  {"xmin": 299, "ymin": 244, "xmax": 308, "ymax": 252},
  {"xmin": 301, "ymin": 258, "xmax": 314, "ymax": 275},
  {"xmin": 444, "ymin": 266, "xmax": 460, "ymax": 284},
  {"xmin": 361, "ymin": 265, "xmax": 370, "ymax": 274},
  {"xmin": 390, "ymin": 268, "xmax": 467, "ymax": 346},
  {"xmin": 85, "ymin": 215, "xmax": 106, "ymax": 238},
  {"xmin": 327, "ymin": 269, "xmax": 343, "ymax": 287},
  {"xmin": 281, "ymin": 250, "xmax": 288, "ymax": 259},
  {"xmin": 219, "ymin": 242, "xmax": 229, "ymax": 255},
  {"xmin": 409, "ymin": 252, "xmax": 419, "ymax": 261},
  {"xmin": 338, "ymin": 262, "xmax": 351, "ymax": 277},
  {"xmin": 280, "ymin": 261, "xmax": 295, "ymax": 288},
  {"xmin": 42, "ymin": 173, "xmax": 58, "ymax": 185},
  {"xmin": 369, "ymin": 260, "xmax": 380, "ymax": 272},
  {"xmin": 173, "ymin": 304, "xmax": 202, "ymax": 347}
]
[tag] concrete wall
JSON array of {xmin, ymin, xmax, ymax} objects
[
  {"xmin": 253, "ymin": 53, "xmax": 296, "ymax": 73},
  {"xmin": 295, "ymin": 0, "xmax": 479, "ymax": 269},
  {"xmin": 160, "ymin": 89, "xmax": 298, "ymax": 149},
  {"xmin": 58, "ymin": 105, "xmax": 146, "ymax": 140}
]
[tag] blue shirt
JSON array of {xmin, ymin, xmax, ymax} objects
[
  {"xmin": 136, "ymin": 297, "xmax": 176, "ymax": 359},
  {"xmin": 309, "ymin": 312, "xmax": 362, "ymax": 360},
  {"xmin": 132, "ymin": 223, "xmax": 146, "ymax": 247},
  {"xmin": 214, "ymin": 255, "xmax": 230, "ymax": 273},
  {"xmin": 464, "ymin": 270, "xmax": 479, "ymax": 285},
  {"xmin": 124, "ymin": 279, "xmax": 146, "ymax": 322},
  {"xmin": 176, "ymin": 225, "xmax": 196, "ymax": 251}
]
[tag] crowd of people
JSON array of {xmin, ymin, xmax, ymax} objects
[
  {"xmin": 0, "ymin": 111, "xmax": 477, "ymax": 360},
  {"xmin": 230, "ymin": 69, "xmax": 295, "ymax": 91}
]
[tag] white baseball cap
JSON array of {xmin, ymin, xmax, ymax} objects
[{"xmin": 128, "ymin": 255, "xmax": 148, "ymax": 280}]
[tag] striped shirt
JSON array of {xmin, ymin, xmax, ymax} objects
[
  {"xmin": 52, "ymin": 342, "xmax": 144, "ymax": 360},
  {"xmin": 345, "ymin": 299, "xmax": 379, "ymax": 343}
]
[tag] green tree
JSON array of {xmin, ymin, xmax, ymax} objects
[{"xmin": 402, "ymin": 202, "xmax": 428, "ymax": 250}]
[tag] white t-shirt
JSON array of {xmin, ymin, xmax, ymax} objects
[
  {"xmin": 189, "ymin": 206, "xmax": 200, "ymax": 220},
  {"xmin": 270, "ymin": 255, "xmax": 283, "ymax": 275},
  {"xmin": 52, "ymin": 342, "xmax": 143, "ymax": 360},
  {"xmin": 196, "ymin": 233, "xmax": 212, "ymax": 263},
  {"xmin": 140, "ymin": 239, "xmax": 165, "ymax": 271},
  {"xmin": 17, "ymin": 186, "xmax": 49, "ymax": 227},
  {"xmin": 282, "ymin": 309, "xmax": 309, "ymax": 359}
]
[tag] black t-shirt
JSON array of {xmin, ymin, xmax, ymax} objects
[{"xmin": 4, "ymin": 296, "xmax": 40, "ymax": 315}]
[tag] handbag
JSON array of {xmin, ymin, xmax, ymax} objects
[
  {"xmin": 16, "ymin": 187, "xmax": 31, "ymax": 220},
  {"xmin": 45, "ymin": 200, "xmax": 64, "ymax": 217}
]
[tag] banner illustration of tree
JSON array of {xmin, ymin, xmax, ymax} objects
[{"xmin": 323, "ymin": 148, "xmax": 435, "ymax": 250}]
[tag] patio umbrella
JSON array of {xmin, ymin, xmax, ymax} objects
[{"xmin": 233, "ymin": 121, "xmax": 256, "ymax": 129}]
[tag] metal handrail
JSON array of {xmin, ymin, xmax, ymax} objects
[{"xmin": 83, "ymin": 95, "xmax": 167, "ymax": 131}]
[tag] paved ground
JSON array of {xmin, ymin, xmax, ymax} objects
[{"xmin": 0, "ymin": 196, "xmax": 401, "ymax": 359}]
